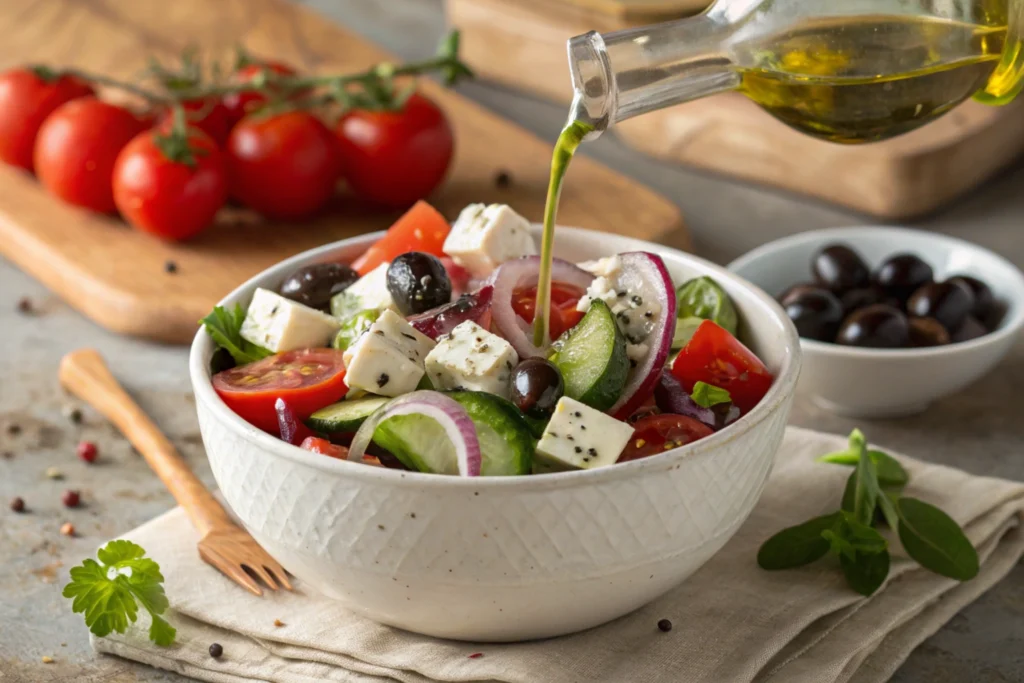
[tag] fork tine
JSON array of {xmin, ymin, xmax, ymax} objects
[
  {"xmin": 265, "ymin": 563, "xmax": 293, "ymax": 591},
  {"xmin": 199, "ymin": 544, "xmax": 264, "ymax": 596},
  {"xmin": 248, "ymin": 563, "xmax": 279, "ymax": 591}
]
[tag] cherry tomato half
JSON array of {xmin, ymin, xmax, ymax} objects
[
  {"xmin": 222, "ymin": 61, "xmax": 298, "ymax": 125},
  {"xmin": 157, "ymin": 98, "xmax": 232, "ymax": 147},
  {"xmin": 617, "ymin": 414, "xmax": 714, "ymax": 462},
  {"xmin": 512, "ymin": 282, "xmax": 586, "ymax": 340},
  {"xmin": 34, "ymin": 97, "xmax": 149, "ymax": 213},
  {"xmin": 351, "ymin": 200, "xmax": 451, "ymax": 275},
  {"xmin": 0, "ymin": 67, "xmax": 94, "ymax": 171},
  {"xmin": 334, "ymin": 93, "xmax": 454, "ymax": 208},
  {"xmin": 213, "ymin": 349, "xmax": 348, "ymax": 434},
  {"xmin": 670, "ymin": 320, "xmax": 773, "ymax": 413},
  {"xmin": 225, "ymin": 111, "xmax": 340, "ymax": 221},
  {"xmin": 300, "ymin": 436, "xmax": 348, "ymax": 459},
  {"xmin": 113, "ymin": 127, "xmax": 227, "ymax": 241}
]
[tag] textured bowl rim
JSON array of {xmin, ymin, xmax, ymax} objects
[
  {"xmin": 189, "ymin": 226, "xmax": 801, "ymax": 491},
  {"xmin": 727, "ymin": 225, "xmax": 1024, "ymax": 360}
]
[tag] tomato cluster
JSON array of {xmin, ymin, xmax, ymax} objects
[{"xmin": 0, "ymin": 62, "xmax": 455, "ymax": 242}]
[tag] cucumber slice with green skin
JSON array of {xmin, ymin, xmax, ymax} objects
[
  {"xmin": 447, "ymin": 392, "xmax": 533, "ymax": 476},
  {"xmin": 672, "ymin": 316, "xmax": 705, "ymax": 351},
  {"xmin": 551, "ymin": 299, "xmax": 629, "ymax": 412},
  {"xmin": 374, "ymin": 412, "xmax": 463, "ymax": 474},
  {"xmin": 306, "ymin": 396, "xmax": 390, "ymax": 433}
]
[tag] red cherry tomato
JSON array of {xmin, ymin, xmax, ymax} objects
[
  {"xmin": 225, "ymin": 111, "xmax": 340, "ymax": 220},
  {"xmin": 112, "ymin": 127, "xmax": 227, "ymax": 241},
  {"xmin": 299, "ymin": 436, "xmax": 348, "ymax": 459},
  {"xmin": 222, "ymin": 61, "xmax": 298, "ymax": 125},
  {"xmin": 213, "ymin": 349, "xmax": 348, "ymax": 434},
  {"xmin": 352, "ymin": 200, "xmax": 451, "ymax": 275},
  {"xmin": 670, "ymin": 320, "xmax": 773, "ymax": 413},
  {"xmin": 440, "ymin": 256, "xmax": 471, "ymax": 296},
  {"xmin": 617, "ymin": 414, "xmax": 714, "ymax": 462},
  {"xmin": 334, "ymin": 93, "xmax": 454, "ymax": 207},
  {"xmin": 511, "ymin": 282, "xmax": 586, "ymax": 340},
  {"xmin": 34, "ymin": 97, "xmax": 149, "ymax": 213},
  {"xmin": 0, "ymin": 67, "xmax": 94, "ymax": 171},
  {"xmin": 157, "ymin": 98, "xmax": 232, "ymax": 147}
]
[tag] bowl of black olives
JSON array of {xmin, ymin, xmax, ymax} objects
[{"xmin": 728, "ymin": 227, "xmax": 1024, "ymax": 418}]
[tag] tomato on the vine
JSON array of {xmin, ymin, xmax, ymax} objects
[
  {"xmin": 157, "ymin": 98, "xmax": 231, "ymax": 147},
  {"xmin": 225, "ymin": 111, "xmax": 341, "ymax": 221},
  {"xmin": 334, "ymin": 93, "xmax": 454, "ymax": 207},
  {"xmin": 34, "ymin": 97, "xmax": 149, "ymax": 213},
  {"xmin": 512, "ymin": 282, "xmax": 586, "ymax": 340},
  {"xmin": 617, "ymin": 414, "xmax": 714, "ymax": 462},
  {"xmin": 222, "ymin": 61, "xmax": 298, "ymax": 125},
  {"xmin": 112, "ymin": 126, "xmax": 227, "ymax": 241},
  {"xmin": 0, "ymin": 67, "xmax": 94, "ymax": 171}
]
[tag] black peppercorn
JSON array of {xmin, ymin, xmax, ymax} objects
[
  {"xmin": 16, "ymin": 297, "xmax": 33, "ymax": 314},
  {"xmin": 658, "ymin": 619, "xmax": 673, "ymax": 632},
  {"xmin": 494, "ymin": 170, "xmax": 512, "ymax": 189},
  {"xmin": 164, "ymin": 260, "xmax": 178, "ymax": 274},
  {"xmin": 10, "ymin": 497, "xmax": 25, "ymax": 513},
  {"xmin": 209, "ymin": 642, "xmax": 223, "ymax": 658}
]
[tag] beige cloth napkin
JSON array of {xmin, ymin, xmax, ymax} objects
[{"xmin": 92, "ymin": 427, "xmax": 1024, "ymax": 683}]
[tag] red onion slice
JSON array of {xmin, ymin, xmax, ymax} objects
[
  {"xmin": 611, "ymin": 252, "xmax": 677, "ymax": 419},
  {"xmin": 347, "ymin": 391, "xmax": 482, "ymax": 476},
  {"xmin": 488, "ymin": 256, "xmax": 594, "ymax": 358},
  {"xmin": 653, "ymin": 371, "xmax": 716, "ymax": 429}
]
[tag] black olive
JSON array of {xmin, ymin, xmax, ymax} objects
[
  {"xmin": 783, "ymin": 289, "xmax": 844, "ymax": 341},
  {"xmin": 872, "ymin": 253, "xmax": 933, "ymax": 303},
  {"xmin": 839, "ymin": 286, "xmax": 889, "ymax": 315},
  {"xmin": 778, "ymin": 282, "xmax": 821, "ymax": 307},
  {"xmin": 951, "ymin": 316, "xmax": 988, "ymax": 343},
  {"xmin": 510, "ymin": 358, "xmax": 564, "ymax": 420},
  {"xmin": 836, "ymin": 304, "xmax": 910, "ymax": 348},
  {"xmin": 948, "ymin": 275, "xmax": 995, "ymax": 321},
  {"xmin": 907, "ymin": 280, "xmax": 974, "ymax": 332},
  {"xmin": 908, "ymin": 316, "xmax": 950, "ymax": 347},
  {"xmin": 279, "ymin": 263, "xmax": 359, "ymax": 312},
  {"xmin": 812, "ymin": 244, "xmax": 870, "ymax": 293},
  {"xmin": 386, "ymin": 252, "xmax": 452, "ymax": 315}
]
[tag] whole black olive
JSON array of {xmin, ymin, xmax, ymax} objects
[
  {"xmin": 778, "ymin": 282, "xmax": 821, "ymax": 307},
  {"xmin": 812, "ymin": 244, "xmax": 870, "ymax": 293},
  {"xmin": 907, "ymin": 280, "xmax": 974, "ymax": 332},
  {"xmin": 872, "ymin": 253, "xmax": 933, "ymax": 303},
  {"xmin": 951, "ymin": 316, "xmax": 988, "ymax": 343},
  {"xmin": 839, "ymin": 286, "xmax": 887, "ymax": 315},
  {"xmin": 279, "ymin": 263, "xmax": 360, "ymax": 312},
  {"xmin": 948, "ymin": 274, "xmax": 995, "ymax": 321},
  {"xmin": 836, "ymin": 304, "xmax": 910, "ymax": 348},
  {"xmin": 784, "ymin": 289, "xmax": 844, "ymax": 341},
  {"xmin": 386, "ymin": 252, "xmax": 453, "ymax": 315},
  {"xmin": 510, "ymin": 358, "xmax": 564, "ymax": 420},
  {"xmin": 908, "ymin": 317, "xmax": 950, "ymax": 347}
]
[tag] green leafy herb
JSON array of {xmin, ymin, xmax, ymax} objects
[
  {"xmin": 675, "ymin": 276, "xmax": 738, "ymax": 335},
  {"xmin": 200, "ymin": 304, "xmax": 272, "ymax": 366},
  {"xmin": 758, "ymin": 429, "xmax": 978, "ymax": 596},
  {"xmin": 690, "ymin": 381, "xmax": 732, "ymax": 408},
  {"xmin": 63, "ymin": 540, "xmax": 176, "ymax": 646},
  {"xmin": 332, "ymin": 309, "xmax": 380, "ymax": 351}
]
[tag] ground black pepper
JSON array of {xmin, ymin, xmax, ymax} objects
[
  {"xmin": 658, "ymin": 619, "xmax": 673, "ymax": 632},
  {"xmin": 209, "ymin": 642, "xmax": 223, "ymax": 658}
]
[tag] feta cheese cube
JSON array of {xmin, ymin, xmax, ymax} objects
[
  {"xmin": 330, "ymin": 262, "xmax": 396, "ymax": 321},
  {"xmin": 342, "ymin": 309, "xmax": 436, "ymax": 397},
  {"xmin": 424, "ymin": 321, "xmax": 518, "ymax": 397},
  {"xmin": 535, "ymin": 397, "xmax": 635, "ymax": 471},
  {"xmin": 443, "ymin": 203, "xmax": 537, "ymax": 277},
  {"xmin": 240, "ymin": 288, "xmax": 341, "ymax": 353},
  {"xmin": 576, "ymin": 256, "xmax": 661, "ymax": 345}
]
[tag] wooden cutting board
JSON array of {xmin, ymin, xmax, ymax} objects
[
  {"xmin": 0, "ymin": 0, "xmax": 686, "ymax": 344},
  {"xmin": 449, "ymin": 0, "xmax": 1024, "ymax": 218}
]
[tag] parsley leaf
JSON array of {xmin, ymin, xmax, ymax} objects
[
  {"xmin": 200, "ymin": 304, "xmax": 272, "ymax": 366},
  {"xmin": 690, "ymin": 381, "xmax": 732, "ymax": 408},
  {"xmin": 63, "ymin": 540, "xmax": 176, "ymax": 646}
]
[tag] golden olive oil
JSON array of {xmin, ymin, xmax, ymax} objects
[{"xmin": 737, "ymin": 15, "xmax": 1008, "ymax": 143}]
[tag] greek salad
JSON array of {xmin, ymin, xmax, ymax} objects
[{"xmin": 202, "ymin": 200, "xmax": 775, "ymax": 476}]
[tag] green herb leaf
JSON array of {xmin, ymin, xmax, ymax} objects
[
  {"xmin": 821, "ymin": 527, "xmax": 857, "ymax": 562},
  {"xmin": 63, "ymin": 540, "xmax": 176, "ymax": 646},
  {"xmin": 690, "ymin": 381, "xmax": 732, "ymax": 408},
  {"xmin": 897, "ymin": 497, "xmax": 979, "ymax": 581},
  {"xmin": 200, "ymin": 304, "xmax": 272, "ymax": 366},
  {"xmin": 841, "ymin": 513, "xmax": 888, "ymax": 554},
  {"xmin": 819, "ymin": 448, "xmax": 909, "ymax": 487},
  {"xmin": 851, "ymin": 430, "xmax": 879, "ymax": 526},
  {"xmin": 757, "ymin": 512, "xmax": 842, "ymax": 570},
  {"xmin": 840, "ymin": 548, "xmax": 890, "ymax": 596}
]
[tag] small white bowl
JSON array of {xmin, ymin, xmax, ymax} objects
[
  {"xmin": 189, "ymin": 227, "xmax": 800, "ymax": 642},
  {"xmin": 728, "ymin": 226, "xmax": 1024, "ymax": 419}
]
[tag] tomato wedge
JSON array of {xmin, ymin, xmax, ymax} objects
[
  {"xmin": 213, "ymin": 349, "xmax": 348, "ymax": 434},
  {"xmin": 670, "ymin": 320, "xmax": 773, "ymax": 413},
  {"xmin": 300, "ymin": 436, "xmax": 348, "ymax": 459},
  {"xmin": 618, "ymin": 414, "xmax": 714, "ymax": 462},
  {"xmin": 352, "ymin": 200, "xmax": 450, "ymax": 275},
  {"xmin": 511, "ymin": 282, "xmax": 586, "ymax": 340}
]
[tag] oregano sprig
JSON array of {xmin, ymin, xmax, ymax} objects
[{"xmin": 757, "ymin": 429, "xmax": 979, "ymax": 596}]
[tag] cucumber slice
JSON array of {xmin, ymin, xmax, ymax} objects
[
  {"xmin": 306, "ymin": 396, "xmax": 390, "ymax": 433},
  {"xmin": 672, "ymin": 315, "xmax": 705, "ymax": 351},
  {"xmin": 374, "ymin": 413, "xmax": 463, "ymax": 474},
  {"xmin": 552, "ymin": 299, "xmax": 628, "ymax": 411},
  {"xmin": 447, "ymin": 392, "xmax": 533, "ymax": 476}
]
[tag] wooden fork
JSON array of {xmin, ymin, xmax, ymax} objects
[{"xmin": 59, "ymin": 348, "xmax": 292, "ymax": 596}]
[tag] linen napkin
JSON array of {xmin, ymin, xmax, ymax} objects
[{"xmin": 91, "ymin": 427, "xmax": 1024, "ymax": 683}]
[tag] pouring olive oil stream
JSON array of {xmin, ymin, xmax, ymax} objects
[{"xmin": 533, "ymin": 1, "xmax": 1024, "ymax": 340}]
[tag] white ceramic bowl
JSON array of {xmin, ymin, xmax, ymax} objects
[
  {"xmin": 728, "ymin": 226, "xmax": 1024, "ymax": 419},
  {"xmin": 189, "ymin": 227, "xmax": 800, "ymax": 642}
]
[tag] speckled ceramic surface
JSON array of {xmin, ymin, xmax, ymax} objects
[{"xmin": 189, "ymin": 228, "xmax": 801, "ymax": 642}]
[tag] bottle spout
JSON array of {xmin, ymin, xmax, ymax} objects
[{"xmin": 566, "ymin": 12, "xmax": 742, "ymax": 136}]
